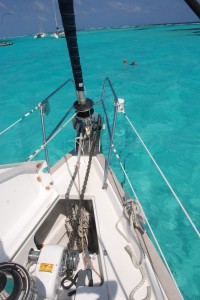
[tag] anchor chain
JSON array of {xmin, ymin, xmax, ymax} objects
[{"xmin": 65, "ymin": 122, "xmax": 100, "ymax": 252}]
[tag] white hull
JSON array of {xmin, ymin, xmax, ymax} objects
[
  {"xmin": 34, "ymin": 32, "xmax": 46, "ymax": 38},
  {"xmin": 52, "ymin": 31, "xmax": 65, "ymax": 38}
]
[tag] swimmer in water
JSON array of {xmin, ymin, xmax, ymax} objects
[{"xmin": 130, "ymin": 61, "xmax": 136, "ymax": 65}]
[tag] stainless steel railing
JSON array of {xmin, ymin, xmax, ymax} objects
[
  {"xmin": 99, "ymin": 77, "xmax": 120, "ymax": 189},
  {"xmin": 1, "ymin": 76, "xmax": 120, "ymax": 187}
]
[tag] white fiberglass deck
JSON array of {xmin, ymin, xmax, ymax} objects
[{"xmin": 0, "ymin": 161, "xmax": 58, "ymax": 262}]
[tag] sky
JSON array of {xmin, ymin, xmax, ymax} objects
[{"xmin": 0, "ymin": 0, "xmax": 199, "ymax": 37}]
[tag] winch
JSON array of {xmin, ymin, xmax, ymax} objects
[
  {"xmin": 0, "ymin": 245, "xmax": 79, "ymax": 300},
  {"xmin": 0, "ymin": 262, "xmax": 37, "ymax": 300},
  {"xmin": 28, "ymin": 245, "xmax": 79, "ymax": 299}
]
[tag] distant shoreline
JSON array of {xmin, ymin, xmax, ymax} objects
[{"xmin": 1, "ymin": 21, "xmax": 200, "ymax": 39}]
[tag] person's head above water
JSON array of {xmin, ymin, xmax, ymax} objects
[{"xmin": 130, "ymin": 61, "xmax": 136, "ymax": 65}]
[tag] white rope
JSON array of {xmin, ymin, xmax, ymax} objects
[
  {"xmin": 129, "ymin": 210, "xmax": 146, "ymax": 267},
  {"xmin": 125, "ymin": 210, "xmax": 148, "ymax": 299},
  {"xmin": 0, "ymin": 105, "xmax": 40, "ymax": 136},
  {"xmin": 115, "ymin": 214, "xmax": 130, "ymax": 243},
  {"xmin": 125, "ymin": 245, "xmax": 151, "ymax": 300},
  {"xmin": 28, "ymin": 113, "xmax": 76, "ymax": 161},
  {"xmin": 123, "ymin": 112, "xmax": 200, "ymax": 239},
  {"xmin": 112, "ymin": 145, "xmax": 183, "ymax": 298},
  {"xmin": 125, "ymin": 211, "xmax": 151, "ymax": 300}
]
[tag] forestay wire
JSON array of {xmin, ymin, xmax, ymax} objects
[{"xmin": 123, "ymin": 112, "xmax": 200, "ymax": 239}]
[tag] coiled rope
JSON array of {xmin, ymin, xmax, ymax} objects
[
  {"xmin": 123, "ymin": 202, "xmax": 151, "ymax": 300},
  {"xmin": 123, "ymin": 112, "xmax": 200, "ymax": 239},
  {"xmin": 125, "ymin": 245, "xmax": 151, "ymax": 300}
]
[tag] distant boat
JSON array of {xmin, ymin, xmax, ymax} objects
[
  {"xmin": 51, "ymin": 0, "xmax": 65, "ymax": 38},
  {"xmin": 34, "ymin": 30, "xmax": 46, "ymax": 39},
  {"xmin": 0, "ymin": 40, "xmax": 13, "ymax": 46},
  {"xmin": 52, "ymin": 28, "xmax": 65, "ymax": 38},
  {"xmin": 0, "ymin": 12, "xmax": 14, "ymax": 46}
]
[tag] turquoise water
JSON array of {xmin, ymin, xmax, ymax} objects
[{"xmin": 0, "ymin": 23, "xmax": 200, "ymax": 299}]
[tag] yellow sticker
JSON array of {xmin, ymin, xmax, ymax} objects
[{"xmin": 39, "ymin": 263, "xmax": 54, "ymax": 273}]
